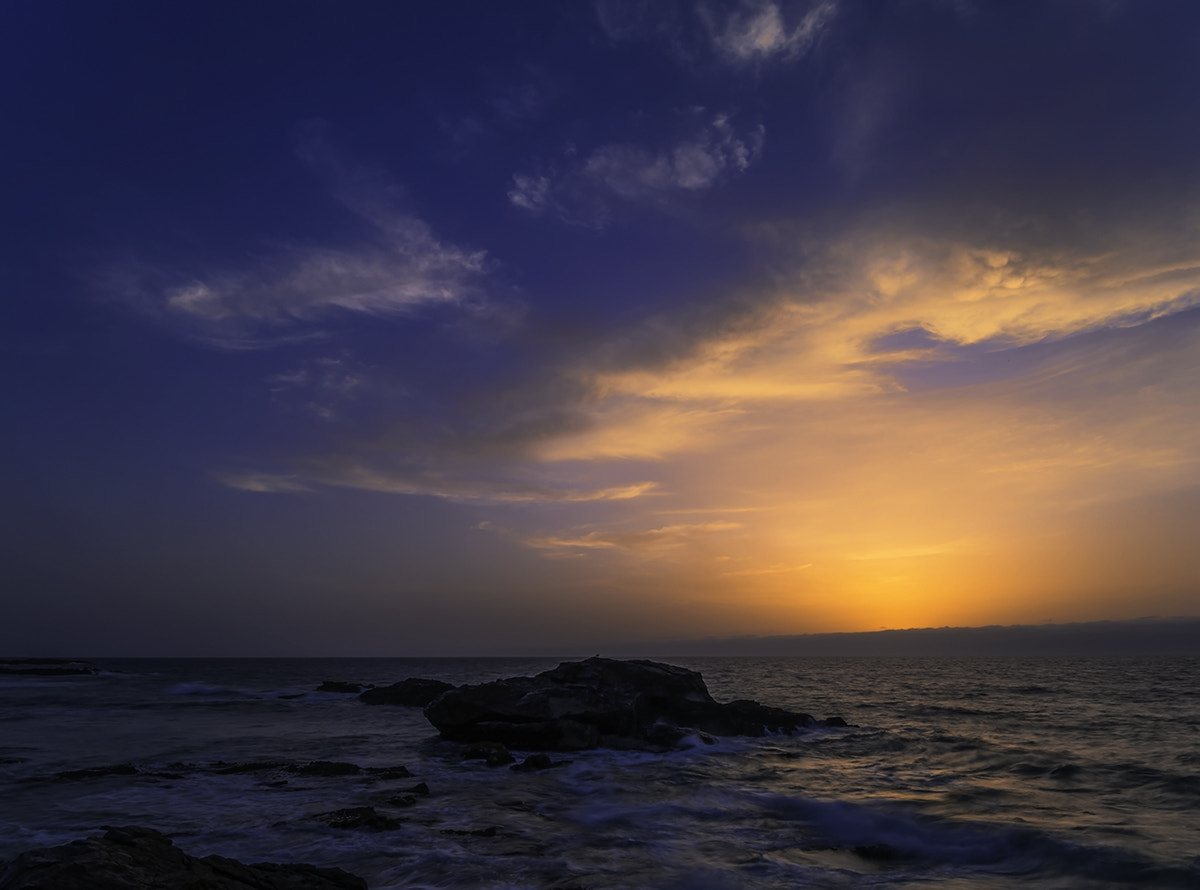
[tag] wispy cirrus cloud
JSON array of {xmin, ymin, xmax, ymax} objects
[
  {"xmin": 214, "ymin": 472, "xmax": 314, "ymax": 494},
  {"xmin": 720, "ymin": 562, "xmax": 812, "ymax": 576},
  {"xmin": 163, "ymin": 227, "xmax": 485, "ymax": 322},
  {"xmin": 217, "ymin": 205, "xmax": 1200, "ymax": 518},
  {"xmin": 266, "ymin": 355, "xmax": 374, "ymax": 421},
  {"xmin": 585, "ymin": 115, "xmax": 763, "ymax": 196},
  {"xmin": 701, "ymin": 0, "xmax": 838, "ymax": 64},
  {"xmin": 509, "ymin": 112, "xmax": 763, "ymax": 225},
  {"xmin": 218, "ymin": 461, "xmax": 658, "ymax": 505},
  {"xmin": 586, "ymin": 218, "xmax": 1200, "ymax": 407},
  {"xmin": 596, "ymin": 0, "xmax": 838, "ymax": 67},
  {"xmin": 103, "ymin": 134, "xmax": 492, "ymax": 349},
  {"xmin": 524, "ymin": 520, "xmax": 741, "ymax": 553}
]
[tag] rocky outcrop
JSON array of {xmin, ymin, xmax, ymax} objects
[
  {"xmin": 424, "ymin": 656, "xmax": 817, "ymax": 751},
  {"xmin": 461, "ymin": 741, "xmax": 516, "ymax": 767},
  {"xmin": 54, "ymin": 764, "xmax": 139, "ymax": 782},
  {"xmin": 0, "ymin": 658, "xmax": 97, "ymax": 676},
  {"xmin": 511, "ymin": 753, "xmax": 571, "ymax": 772},
  {"xmin": 315, "ymin": 681, "xmax": 370, "ymax": 694},
  {"xmin": 0, "ymin": 825, "xmax": 366, "ymax": 890},
  {"xmin": 358, "ymin": 677, "xmax": 455, "ymax": 707}
]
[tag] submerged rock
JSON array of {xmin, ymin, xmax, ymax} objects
[
  {"xmin": 511, "ymin": 753, "xmax": 571, "ymax": 772},
  {"xmin": 211, "ymin": 760, "xmax": 290, "ymax": 775},
  {"xmin": 461, "ymin": 741, "xmax": 516, "ymax": 767},
  {"xmin": 364, "ymin": 765, "xmax": 413, "ymax": 780},
  {"xmin": 358, "ymin": 677, "xmax": 455, "ymax": 707},
  {"xmin": 316, "ymin": 681, "xmax": 371, "ymax": 694},
  {"xmin": 0, "ymin": 825, "xmax": 366, "ymax": 889},
  {"xmin": 54, "ymin": 764, "xmax": 139, "ymax": 782},
  {"xmin": 440, "ymin": 826, "xmax": 498, "ymax": 838},
  {"xmin": 314, "ymin": 806, "xmax": 403, "ymax": 831},
  {"xmin": 289, "ymin": 761, "xmax": 361, "ymax": 777},
  {"xmin": 424, "ymin": 656, "xmax": 816, "ymax": 751}
]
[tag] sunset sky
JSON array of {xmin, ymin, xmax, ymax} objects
[{"xmin": 3, "ymin": 1, "xmax": 1199, "ymax": 655}]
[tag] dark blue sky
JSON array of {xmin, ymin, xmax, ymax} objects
[{"xmin": 4, "ymin": 1, "xmax": 1200, "ymax": 655}]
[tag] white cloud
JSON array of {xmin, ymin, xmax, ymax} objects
[
  {"xmin": 595, "ymin": 0, "xmax": 839, "ymax": 68},
  {"xmin": 266, "ymin": 356, "xmax": 371, "ymax": 421},
  {"xmin": 721, "ymin": 562, "xmax": 812, "ymax": 576},
  {"xmin": 214, "ymin": 473, "xmax": 313, "ymax": 494},
  {"xmin": 525, "ymin": 520, "xmax": 741, "ymax": 553},
  {"xmin": 105, "ymin": 134, "xmax": 492, "ymax": 349},
  {"xmin": 587, "ymin": 229, "xmax": 1200, "ymax": 408},
  {"xmin": 586, "ymin": 114, "xmax": 763, "ymax": 198},
  {"xmin": 218, "ymin": 459, "xmax": 658, "ymax": 505},
  {"xmin": 704, "ymin": 1, "xmax": 838, "ymax": 64},
  {"xmin": 326, "ymin": 468, "xmax": 657, "ymax": 504},
  {"xmin": 510, "ymin": 114, "xmax": 764, "ymax": 224},
  {"xmin": 162, "ymin": 220, "xmax": 486, "ymax": 325},
  {"xmin": 507, "ymin": 173, "xmax": 556, "ymax": 213}
]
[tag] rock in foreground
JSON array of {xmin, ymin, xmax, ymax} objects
[
  {"xmin": 424, "ymin": 656, "xmax": 816, "ymax": 751},
  {"xmin": 0, "ymin": 825, "xmax": 366, "ymax": 890}
]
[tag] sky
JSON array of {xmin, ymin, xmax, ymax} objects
[{"xmin": 3, "ymin": 0, "xmax": 1199, "ymax": 656}]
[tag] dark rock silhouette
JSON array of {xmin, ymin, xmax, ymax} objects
[
  {"xmin": 358, "ymin": 677, "xmax": 455, "ymax": 706},
  {"xmin": 440, "ymin": 826, "xmax": 498, "ymax": 838},
  {"xmin": 0, "ymin": 658, "xmax": 97, "ymax": 677},
  {"xmin": 511, "ymin": 753, "xmax": 571, "ymax": 772},
  {"xmin": 314, "ymin": 806, "xmax": 403, "ymax": 831},
  {"xmin": 0, "ymin": 825, "xmax": 366, "ymax": 889},
  {"xmin": 289, "ymin": 761, "xmax": 361, "ymax": 777},
  {"xmin": 54, "ymin": 764, "xmax": 139, "ymax": 782},
  {"xmin": 364, "ymin": 765, "xmax": 413, "ymax": 780},
  {"xmin": 211, "ymin": 760, "xmax": 290, "ymax": 775},
  {"xmin": 461, "ymin": 741, "xmax": 516, "ymax": 766},
  {"xmin": 316, "ymin": 681, "xmax": 371, "ymax": 694},
  {"xmin": 424, "ymin": 656, "xmax": 815, "ymax": 751}
]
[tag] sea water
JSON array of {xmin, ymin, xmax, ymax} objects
[{"xmin": 1, "ymin": 656, "xmax": 1197, "ymax": 888}]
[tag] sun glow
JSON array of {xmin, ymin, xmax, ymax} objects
[{"xmin": 498, "ymin": 227, "xmax": 1200, "ymax": 634}]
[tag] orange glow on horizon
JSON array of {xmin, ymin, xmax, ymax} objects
[{"xmin": 481, "ymin": 227, "xmax": 1200, "ymax": 639}]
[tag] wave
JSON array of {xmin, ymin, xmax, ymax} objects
[{"xmin": 758, "ymin": 792, "xmax": 1197, "ymax": 885}]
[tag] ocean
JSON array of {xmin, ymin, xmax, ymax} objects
[{"xmin": 1, "ymin": 656, "xmax": 1197, "ymax": 888}]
